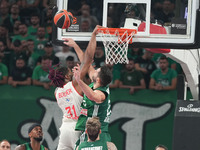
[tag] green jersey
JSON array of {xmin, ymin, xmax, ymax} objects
[
  {"xmin": 0, "ymin": 63, "xmax": 8, "ymax": 80},
  {"xmin": 120, "ymin": 70, "xmax": 144, "ymax": 86},
  {"xmin": 151, "ymin": 68, "xmax": 177, "ymax": 86},
  {"xmin": 75, "ymin": 83, "xmax": 111, "ymax": 132},
  {"xmin": 12, "ymin": 34, "xmax": 35, "ymax": 43},
  {"xmin": 24, "ymin": 143, "xmax": 45, "ymax": 150},
  {"xmin": 78, "ymin": 140, "xmax": 108, "ymax": 150},
  {"xmin": 32, "ymin": 65, "xmax": 50, "ymax": 82}
]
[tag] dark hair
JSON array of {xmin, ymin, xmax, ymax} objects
[
  {"xmin": 155, "ymin": 144, "xmax": 168, "ymax": 150},
  {"xmin": 28, "ymin": 123, "xmax": 41, "ymax": 134},
  {"xmin": 98, "ymin": 66, "xmax": 112, "ymax": 87},
  {"xmin": 31, "ymin": 13, "xmax": 40, "ymax": 18},
  {"xmin": 19, "ymin": 23, "xmax": 27, "ymax": 27},
  {"xmin": 86, "ymin": 117, "xmax": 101, "ymax": 141},
  {"xmin": 42, "ymin": 55, "xmax": 51, "ymax": 61},
  {"xmin": 66, "ymin": 56, "xmax": 74, "ymax": 61},
  {"xmin": 128, "ymin": 57, "xmax": 135, "ymax": 63},
  {"xmin": 48, "ymin": 66, "xmax": 70, "ymax": 87},
  {"xmin": 16, "ymin": 56, "xmax": 25, "ymax": 61},
  {"xmin": 159, "ymin": 55, "xmax": 168, "ymax": 62}
]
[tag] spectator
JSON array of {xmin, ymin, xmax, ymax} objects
[
  {"xmin": 34, "ymin": 26, "xmax": 49, "ymax": 57},
  {"xmin": 154, "ymin": 0, "xmax": 175, "ymax": 24},
  {"xmin": 127, "ymin": 47, "xmax": 144, "ymax": 60},
  {"xmin": 3, "ymin": 3, "xmax": 21, "ymax": 33},
  {"xmin": 27, "ymin": 13, "xmax": 40, "ymax": 36},
  {"xmin": 76, "ymin": 117, "xmax": 117, "ymax": 150},
  {"xmin": 155, "ymin": 144, "xmax": 168, "ymax": 150},
  {"xmin": 11, "ymin": 23, "xmax": 34, "ymax": 50},
  {"xmin": 39, "ymin": 0, "xmax": 50, "ymax": 11},
  {"xmin": 8, "ymin": 57, "xmax": 32, "ymax": 87},
  {"xmin": 32, "ymin": 55, "xmax": 52, "ymax": 90},
  {"xmin": 149, "ymin": 55, "xmax": 177, "ymax": 91},
  {"xmin": 8, "ymin": 39, "xmax": 29, "ymax": 73},
  {"xmin": 93, "ymin": 46, "xmax": 105, "ymax": 68},
  {"xmin": 11, "ymin": 20, "xmax": 21, "ymax": 37},
  {"xmin": 0, "ymin": 139, "xmax": 11, "ymax": 150},
  {"xmin": 119, "ymin": 58, "xmax": 146, "ymax": 94},
  {"xmin": 55, "ymin": 45, "xmax": 78, "ymax": 67},
  {"xmin": 135, "ymin": 50, "xmax": 157, "ymax": 88},
  {"xmin": 19, "ymin": 0, "xmax": 40, "ymax": 22},
  {"xmin": 66, "ymin": 56, "xmax": 75, "ymax": 70},
  {"xmin": 152, "ymin": 53, "xmax": 182, "ymax": 74},
  {"xmin": 0, "ymin": 56, "xmax": 8, "ymax": 85},
  {"xmin": 79, "ymin": 4, "xmax": 99, "ymax": 29},
  {"xmin": 15, "ymin": 123, "xmax": 48, "ymax": 150},
  {"xmin": 37, "ymin": 41, "xmax": 59, "ymax": 66},
  {"xmin": 80, "ymin": 18, "xmax": 92, "ymax": 32}
]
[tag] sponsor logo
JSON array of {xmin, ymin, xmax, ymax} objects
[
  {"xmin": 179, "ymin": 104, "xmax": 200, "ymax": 113},
  {"xmin": 66, "ymin": 98, "xmax": 70, "ymax": 102}
]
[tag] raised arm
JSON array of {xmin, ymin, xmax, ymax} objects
[
  {"xmin": 83, "ymin": 25, "xmax": 103, "ymax": 80},
  {"xmin": 63, "ymin": 38, "xmax": 84, "ymax": 62}
]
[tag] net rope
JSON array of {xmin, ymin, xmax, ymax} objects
[{"xmin": 98, "ymin": 29, "xmax": 135, "ymax": 64}]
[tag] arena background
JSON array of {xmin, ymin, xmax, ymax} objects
[{"xmin": 0, "ymin": 85, "xmax": 192, "ymax": 150}]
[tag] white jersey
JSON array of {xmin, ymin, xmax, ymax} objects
[{"xmin": 55, "ymin": 81, "xmax": 83, "ymax": 122}]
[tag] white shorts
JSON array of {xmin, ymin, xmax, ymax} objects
[{"xmin": 57, "ymin": 121, "xmax": 81, "ymax": 150}]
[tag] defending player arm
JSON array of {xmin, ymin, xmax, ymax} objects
[
  {"xmin": 63, "ymin": 38, "xmax": 84, "ymax": 62},
  {"xmin": 73, "ymin": 65, "xmax": 106, "ymax": 103}
]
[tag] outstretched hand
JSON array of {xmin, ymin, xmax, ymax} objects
[
  {"xmin": 72, "ymin": 64, "xmax": 81, "ymax": 83},
  {"xmin": 63, "ymin": 38, "xmax": 76, "ymax": 47},
  {"xmin": 92, "ymin": 25, "xmax": 104, "ymax": 35}
]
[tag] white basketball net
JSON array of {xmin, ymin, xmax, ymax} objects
[{"xmin": 98, "ymin": 29, "xmax": 136, "ymax": 64}]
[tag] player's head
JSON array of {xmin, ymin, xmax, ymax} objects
[
  {"xmin": 159, "ymin": 55, "xmax": 169, "ymax": 70},
  {"xmin": 48, "ymin": 66, "xmax": 72, "ymax": 87},
  {"xmin": 155, "ymin": 144, "xmax": 168, "ymax": 150},
  {"xmin": 28, "ymin": 123, "xmax": 43, "ymax": 142},
  {"xmin": 0, "ymin": 139, "xmax": 11, "ymax": 150},
  {"xmin": 92, "ymin": 65, "xmax": 112, "ymax": 87},
  {"xmin": 86, "ymin": 117, "xmax": 101, "ymax": 142}
]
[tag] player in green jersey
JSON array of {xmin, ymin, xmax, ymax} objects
[
  {"xmin": 15, "ymin": 123, "xmax": 48, "ymax": 150},
  {"xmin": 76, "ymin": 117, "xmax": 117, "ymax": 150},
  {"xmin": 72, "ymin": 25, "xmax": 112, "ymax": 146}
]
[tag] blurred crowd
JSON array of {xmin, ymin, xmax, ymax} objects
[{"xmin": 0, "ymin": 0, "xmax": 183, "ymax": 93}]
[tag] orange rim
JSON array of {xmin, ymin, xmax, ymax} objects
[{"xmin": 98, "ymin": 28, "xmax": 137, "ymax": 35}]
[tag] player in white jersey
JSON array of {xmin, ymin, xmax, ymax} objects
[
  {"xmin": 48, "ymin": 39, "xmax": 89, "ymax": 150},
  {"xmin": 54, "ymin": 73, "xmax": 83, "ymax": 150}
]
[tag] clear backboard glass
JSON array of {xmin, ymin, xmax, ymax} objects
[{"xmin": 53, "ymin": 0, "xmax": 200, "ymax": 48}]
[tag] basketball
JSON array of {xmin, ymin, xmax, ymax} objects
[{"xmin": 54, "ymin": 9, "xmax": 73, "ymax": 29}]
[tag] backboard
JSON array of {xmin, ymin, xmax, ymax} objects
[{"xmin": 52, "ymin": 0, "xmax": 200, "ymax": 49}]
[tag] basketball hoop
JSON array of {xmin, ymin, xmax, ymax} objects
[{"xmin": 97, "ymin": 28, "xmax": 137, "ymax": 64}]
